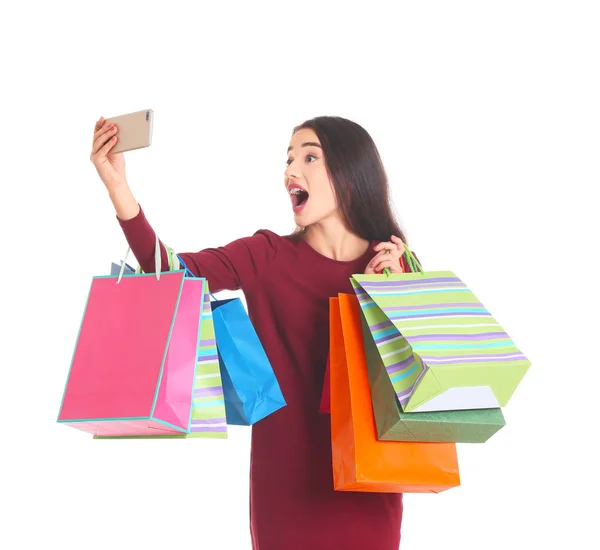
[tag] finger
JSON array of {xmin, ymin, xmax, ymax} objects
[
  {"xmin": 390, "ymin": 235, "xmax": 406, "ymax": 253},
  {"xmin": 367, "ymin": 250, "xmax": 393, "ymax": 269},
  {"xmin": 92, "ymin": 125, "xmax": 118, "ymax": 155},
  {"xmin": 373, "ymin": 258, "xmax": 394, "ymax": 271},
  {"xmin": 373, "ymin": 247, "xmax": 400, "ymax": 261},
  {"xmin": 93, "ymin": 120, "xmax": 115, "ymax": 138},
  {"xmin": 374, "ymin": 248, "xmax": 400, "ymax": 262},
  {"xmin": 373, "ymin": 258, "xmax": 404, "ymax": 273},
  {"xmin": 96, "ymin": 134, "xmax": 118, "ymax": 159},
  {"xmin": 373, "ymin": 241, "xmax": 397, "ymax": 253},
  {"xmin": 91, "ymin": 129, "xmax": 115, "ymax": 156},
  {"xmin": 93, "ymin": 120, "xmax": 116, "ymax": 143},
  {"xmin": 371, "ymin": 259, "xmax": 392, "ymax": 273},
  {"xmin": 92, "ymin": 118, "xmax": 107, "ymax": 143}
]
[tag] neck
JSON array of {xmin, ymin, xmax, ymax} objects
[{"xmin": 302, "ymin": 216, "xmax": 371, "ymax": 261}]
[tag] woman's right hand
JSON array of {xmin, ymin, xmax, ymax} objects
[{"xmin": 90, "ymin": 116, "xmax": 127, "ymax": 193}]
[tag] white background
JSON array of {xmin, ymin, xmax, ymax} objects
[{"xmin": 1, "ymin": 1, "xmax": 599, "ymax": 548}]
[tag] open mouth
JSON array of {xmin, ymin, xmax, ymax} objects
[{"xmin": 289, "ymin": 186, "xmax": 309, "ymax": 212}]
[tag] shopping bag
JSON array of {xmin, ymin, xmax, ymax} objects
[
  {"xmin": 58, "ymin": 270, "xmax": 200, "ymax": 436},
  {"xmin": 58, "ymin": 244, "xmax": 228, "ymax": 438},
  {"xmin": 321, "ymin": 316, "xmax": 504, "ymax": 441},
  {"xmin": 93, "ymin": 288, "xmax": 229, "ymax": 440},
  {"xmin": 351, "ymin": 246, "xmax": 531, "ymax": 413},
  {"xmin": 360, "ymin": 311, "xmax": 505, "ymax": 442},
  {"xmin": 330, "ymin": 293, "xmax": 460, "ymax": 493},
  {"xmin": 187, "ymin": 283, "xmax": 228, "ymax": 438},
  {"xmin": 211, "ymin": 298, "xmax": 286, "ymax": 425},
  {"xmin": 100, "ymin": 279, "xmax": 229, "ymax": 439},
  {"xmin": 110, "ymin": 262, "xmax": 134, "ymax": 275}
]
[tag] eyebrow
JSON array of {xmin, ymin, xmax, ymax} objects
[{"xmin": 287, "ymin": 142, "xmax": 322, "ymax": 153}]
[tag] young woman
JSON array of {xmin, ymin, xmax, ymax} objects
[{"xmin": 91, "ymin": 115, "xmax": 418, "ymax": 550}]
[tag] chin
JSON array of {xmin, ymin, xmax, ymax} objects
[
  {"xmin": 293, "ymin": 211, "xmax": 309, "ymax": 224},
  {"xmin": 294, "ymin": 208, "xmax": 335, "ymax": 228}
]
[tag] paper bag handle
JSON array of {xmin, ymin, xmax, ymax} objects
[
  {"xmin": 116, "ymin": 236, "xmax": 180, "ymax": 283},
  {"xmin": 382, "ymin": 242, "xmax": 424, "ymax": 277}
]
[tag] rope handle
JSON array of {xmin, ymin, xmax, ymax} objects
[
  {"xmin": 116, "ymin": 236, "xmax": 179, "ymax": 284},
  {"xmin": 382, "ymin": 241, "xmax": 424, "ymax": 277}
]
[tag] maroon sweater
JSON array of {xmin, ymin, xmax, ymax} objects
[{"xmin": 119, "ymin": 206, "xmax": 413, "ymax": 550}]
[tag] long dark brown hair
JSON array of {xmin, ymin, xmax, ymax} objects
[{"xmin": 290, "ymin": 116, "xmax": 408, "ymax": 245}]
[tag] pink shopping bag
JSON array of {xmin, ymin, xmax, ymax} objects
[{"xmin": 57, "ymin": 270, "xmax": 204, "ymax": 437}]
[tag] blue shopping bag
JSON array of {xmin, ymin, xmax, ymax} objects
[
  {"xmin": 212, "ymin": 298, "xmax": 286, "ymax": 425},
  {"xmin": 110, "ymin": 262, "xmax": 135, "ymax": 275}
]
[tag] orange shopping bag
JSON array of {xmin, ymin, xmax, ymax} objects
[{"xmin": 330, "ymin": 294, "xmax": 461, "ymax": 493}]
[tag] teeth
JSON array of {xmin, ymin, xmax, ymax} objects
[{"xmin": 289, "ymin": 188, "xmax": 304, "ymax": 195}]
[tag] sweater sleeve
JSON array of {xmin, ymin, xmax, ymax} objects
[{"xmin": 117, "ymin": 205, "xmax": 279, "ymax": 293}]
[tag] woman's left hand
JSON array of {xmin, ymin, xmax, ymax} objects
[{"xmin": 364, "ymin": 235, "xmax": 406, "ymax": 274}]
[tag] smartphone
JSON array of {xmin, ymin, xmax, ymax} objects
[{"xmin": 104, "ymin": 109, "xmax": 153, "ymax": 154}]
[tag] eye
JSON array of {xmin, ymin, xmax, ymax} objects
[{"xmin": 286, "ymin": 153, "xmax": 318, "ymax": 166}]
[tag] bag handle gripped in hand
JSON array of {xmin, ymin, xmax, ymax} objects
[{"xmin": 382, "ymin": 242, "xmax": 424, "ymax": 277}]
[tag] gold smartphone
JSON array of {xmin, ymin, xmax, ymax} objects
[{"xmin": 104, "ymin": 109, "xmax": 153, "ymax": 154}]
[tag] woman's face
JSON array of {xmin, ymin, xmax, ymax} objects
[{"xmin": 284, "ymin": 128, "xmax": 338, "ymax": 227}]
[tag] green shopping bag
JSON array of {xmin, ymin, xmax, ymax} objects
[
  {"xmin": 360, "ymin": 311, "xmax": 505, "ymax": 442},
  {"xmin": 351, "ymin": 247, "xmax": 531, "ymax": 413}
]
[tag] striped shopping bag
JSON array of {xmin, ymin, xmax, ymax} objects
[
  {"xmin": 190, "ymin": 284, "xmax": 228, "ymax": 437},
  {"xmin": 351, "ymin": 247, "xmax": 531, "ymax": 413}
]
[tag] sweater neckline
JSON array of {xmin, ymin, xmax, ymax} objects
[{"xmin": 297, "ymin": 236, "xmax": 375, "ymax": 266}]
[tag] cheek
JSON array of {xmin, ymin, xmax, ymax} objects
[
  {"xmin": 310, "ymin": 170, "xmax": 337, "ymax": 206},
  {"xmin": 326, "ymin": 181, "xmax": 338, "ymax": 208},
  {"xmin": 313, "ymin": 183, "xmax": 336, "ymax": 209}
]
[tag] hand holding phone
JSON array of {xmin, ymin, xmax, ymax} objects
[
  {"xmin": 104, "ymin": 109, "xmax": 153, "ymax": 154},
  {"xmin": 90, "ymin": 109, "xmax": 153, "ymax": 196}
]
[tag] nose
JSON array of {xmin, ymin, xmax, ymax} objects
[{"xmin": 285, "ymin": 158, "xmax": 300, "ymax": 181}]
